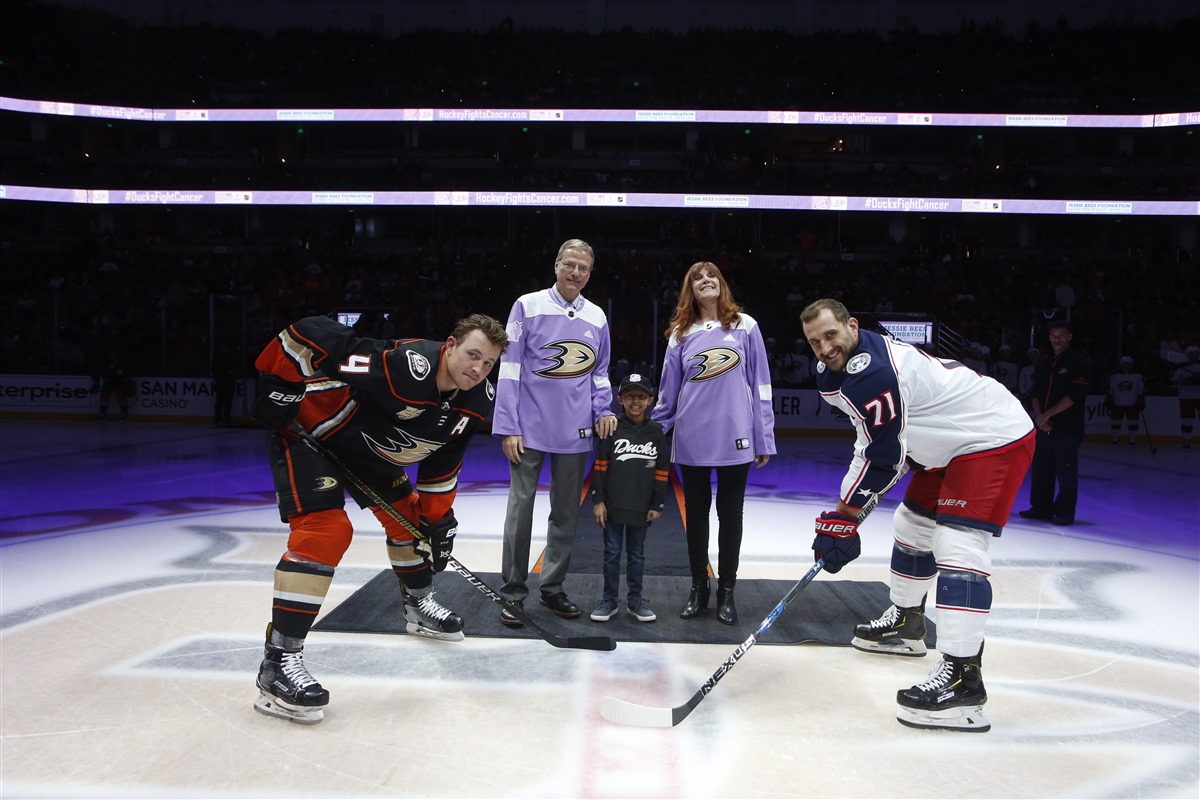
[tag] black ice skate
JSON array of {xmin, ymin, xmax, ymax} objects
[
  {"xmin": 852, "ymin": 602, "xmax": 928, "ymax": 657},
  {"xmin": 254, "ymin": 641, "xmax": 329, "ymax": 725},
  {"xmin": 403, "ymin": 589, "xmax": 465, "ymax": 642},
  {"xmin": 895, "ymin": 652, "xmax": 990, "ymax": 733}
]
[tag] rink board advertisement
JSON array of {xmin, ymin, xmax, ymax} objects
[
  {"xmin": 0, "ymin": 375, "xmax": 1185, "ymax": 437},
  {"xmin": 767, "ymin": 389, "xmax": 1182, "ymax": 436},
  {"xmin": 0, "ymin": 374, "xmax": 250, "ymax": 418}
]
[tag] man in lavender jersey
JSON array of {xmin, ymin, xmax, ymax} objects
[{"xmin": 493, "ymin": 239, "xmax": 618, "ymax": 626}]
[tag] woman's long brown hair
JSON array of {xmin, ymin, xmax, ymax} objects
[{"xmin": 664, "ymin": 261, "xmax": 743, "ymax": 342}]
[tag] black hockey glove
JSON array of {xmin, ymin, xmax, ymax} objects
[
  {"xmin": 249, "ymin": 374, "xmax": 305, "ymax": 432},
  {"xmin": 415, "ymin": 512, "xmax": 457, "ymax": 572},
  {"xmin": 812, "ymin": 511, "xmax": 861, "ymax": 574}
]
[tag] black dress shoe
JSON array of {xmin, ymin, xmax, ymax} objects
[
  {"xmin": 1018, "ymin": 508, "xmax": 1053, "ymax": 520},
  {"xmin": 500, "ymin": 599, "xmax": 524, "ymax": 627},
  {"xmin": 539, "ymin": 591, "xmax": 581, "ymax": 619},
  {"xmin": 1051, "ymin": 516, "xmax": 1074, "ymax": 526}
]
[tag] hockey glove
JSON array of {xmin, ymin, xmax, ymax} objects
[
  {"xmin": 415, "ymin": 512, "xmax": 457, "ymax": 572},
  {"xmin": 812, "ymin": 511, "xmax": 861, "ymax": 574},
  {"xmin": 249, "ymin": 374, "xmax": 305, "ymax": 432}
]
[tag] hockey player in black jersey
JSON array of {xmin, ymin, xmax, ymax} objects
[{"xmin": 249, "ymin": 313, "xmax": 508, "ymax": 724}]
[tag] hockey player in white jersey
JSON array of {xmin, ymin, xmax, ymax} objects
[
  {"xmin": 1107, "ymin": 356, "xmax": 1145, "ymax": 445},
  {"xmin": 1171, "ymin": 345, "xmax": 1200, "ymax": 448},
  {"xmin": 801, "ymin": 299, "xmax": 1035, "ymax": 732}
]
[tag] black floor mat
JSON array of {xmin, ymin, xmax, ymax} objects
[
  {"xmin": 315, "ymin": 468, "xmax": 938, "ymax": 647},
  {"xmin": 312, "ymin": 569, "xmax": 929, "ymax": 646}
]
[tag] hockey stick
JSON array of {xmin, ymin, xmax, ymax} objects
[
  {"xmin": 1140, "ymin": 411, "xmax": 1158, "ymax": 455},
  {"xmin": 289, "ymin": 425, "xmax": 617, "ymax": 652},
  {"xmin": 599, "ymin": 483, "xmax": 899, "ymax": 727},
  {"xmin": 598, "ymin": 559, "xmax": 824, "ymax": 727}
]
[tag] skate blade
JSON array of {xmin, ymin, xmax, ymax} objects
[
  {"xmin": 896, "ymin": 704, "xmax": 990, "ymax": 733},
  {"xmin": 851, "ymin": 635, "xmax": 927, "ymax": 657},
  {"xmin": 406, "ymin": 621, "xmax": 465, "ymax": 642},
  {"xmin": 253, "ymin": 692, "xmax": 325, "ymax": 725}
]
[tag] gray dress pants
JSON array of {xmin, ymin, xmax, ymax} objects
[{"xmin": 500, "ymin": 449, "xmax": 589, "ymax": 600}]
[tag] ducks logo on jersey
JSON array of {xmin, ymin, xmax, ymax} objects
[
  {"xmin": 535, "ymin": 340, "xmax": 597, "ymax": 379},
  {"xmin": 688, "ymin": 347, "xmax": 741, "ymax": 382}
]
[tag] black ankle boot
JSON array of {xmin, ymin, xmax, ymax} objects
[
  {"xmin": 680, "ymin": 580, "xmax": 709, "ymax": 619},
  {"xmin": 716, "ymin": 586, "xmax": 737, "ymax": 625}
]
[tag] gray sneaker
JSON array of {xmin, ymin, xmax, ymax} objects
[
  {"xmin": 590, "ymin": 598, "xmax": 619, "ymax": 622},
  {"xmin": 627, "ymin": 596, "xmax": 656, "ymax": 623}
]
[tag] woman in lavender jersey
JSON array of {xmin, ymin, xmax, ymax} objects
[{"xmin": 653, "ymin": 262, "xmax": 776, "ymax": 625}]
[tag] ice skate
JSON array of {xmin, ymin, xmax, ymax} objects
[
  {"xmin": 852, "ymin": 602, "xmax": 927, "ymax": 656},
  {"xmin": 254, "ymin": 641, "xmax": 329, "ymax": 725},
  {"xmin": 895, "ymin": 652, "xmax": 990, "ymax": 733},
  {"xmin": 403, "ymin": 589, "xmax": 465, "ymax": 641}
]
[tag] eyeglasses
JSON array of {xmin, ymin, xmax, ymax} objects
[{"xmin": 557, "ymin": 259, "xmax": 592, "ymax": 276}]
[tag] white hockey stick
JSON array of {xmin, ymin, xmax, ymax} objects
[
  {"xmin": 600, "ymin": 482, "xmax": 898, "ymax": 727},
  {"xmin": 599, "ymin": 558, "xmax": 824, "ymax": 727}
]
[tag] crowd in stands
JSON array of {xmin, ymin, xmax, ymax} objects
[
  {"xmin": 1, "ymin": 2, "xmax": 1197, "ymax": 399},
  {"xmin": 2, "ymin": 216, "xmax": 1196, "ymax": 400}
]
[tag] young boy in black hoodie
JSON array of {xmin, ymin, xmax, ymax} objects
[{"xmin": 589, "ymin": 374, "xmax": 670, "ymax": 622}]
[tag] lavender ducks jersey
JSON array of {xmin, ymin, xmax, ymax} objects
[
  {"xmin": 653, "ymin": 313, "xmax": 776, "ymax": 467},
  {"xmin": 492, "ymin": 287, "xmax": 614, "ymax": 454}
]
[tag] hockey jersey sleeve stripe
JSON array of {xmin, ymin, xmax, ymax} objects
[
  {"xmin": 309, "ymin": 400, "xmax": 358, "ymax": 440},
  {"xmin": 840, "ymin": 458, "xmax": 873, "ymax": 509},
  {"xmin": 279, "ymin": 327, "xmax": 324, "ymax": 378}
]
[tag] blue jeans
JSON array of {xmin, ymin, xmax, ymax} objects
[{"xmin": 601, "ymin": 522, "xmax": 647, "ymax": 602}]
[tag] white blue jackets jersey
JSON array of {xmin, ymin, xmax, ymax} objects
[
  {"xmin": 1107, "ymin": 370, "xmax": 1145, "ymax": 406},
  {"xmin": 815, "ymin": 329, "xmax": 1033, "ymax": 509},
  {"xmin": 492, "ymin": 287, "xmax": 614, "ymax": 454},
  {"xmin": 653, "ymin": 313, "xmax": 777, "ymax": 467}
]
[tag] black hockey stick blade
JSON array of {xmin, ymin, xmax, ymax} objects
[
  {"xmin": 600, "ymin": 559, "xmax": 825, "ymax": 727},
  {"xmin": 447, "ymin": 561, "xmax": 616, "ymax": 651},
  {"xmin": 289, "ymin": 425, "xmax": 617, "ymax": 652}
]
